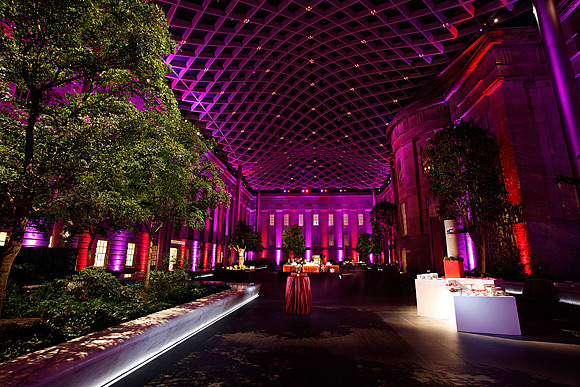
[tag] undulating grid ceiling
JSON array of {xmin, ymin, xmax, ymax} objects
[{"xmin": 155, "ymin": 0, "xmax": 531, "ymax": 191}]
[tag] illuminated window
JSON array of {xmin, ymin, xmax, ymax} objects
[
  {"xmin": 125, "ymin": 242, "xmax": 136, "ymax": 266},
  {"xmin": 401, "ymin": 203, "xmax": 408, "ymax": 236},
  {"xmin": 328, "ymin": 213, "xmax": 334, "ymax": 226},
  {"xmin": 298, "ymin": 214, "xmax": 304, "ymax": 226},
  {"xmin": 343, "ymin": 213, "xmax": 349, "ymax": 226},
  {"xmin": 313, "ymin": 213, "xmax": 319, "ymax": 226},
  {"xmin": 169, "ymin": 247, "xmax": 178, "ymax": 271},
  {"xmin": 269, "ymin": 213, "xmax": 275, "ymax": 226},
  {"xmin": 329, "ymin": 234, "xmax": 335, "ymax": 246},
  {"xmin": 0, "ymin": 232, "xmax": 7, "ymax": 246},
  {"xmin": 94, "ymin": 240, "xmax": 108, "ymax": 267},
  {"xmin": 358, "ymin": 213, "xmax": 364, "ymax": 226},
  {"xmin": 284, "ymin": 213, "xmax": 289, "ymax": 226}
]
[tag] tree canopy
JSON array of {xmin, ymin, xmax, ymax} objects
[
  {"xmin": 281, "ymin": 225, "xmax": 306, "ymax": 260},
  {"xmin": 229, "ymin": 221, "xmax": 263, "ymax": 255},
  {"xmin": 425, "ymin": 120, "xmax": 520, "ymax": 271},
  {"xmin": 0, "ymin": 0, "xmax": 224, "ymax": 313},
  {"xmin": 370, "ymin": 201, "xmax": 397, "ymax": 236}
]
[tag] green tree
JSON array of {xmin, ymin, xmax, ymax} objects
[
  {"xmin": 356, "ymin": 233, "xmax": 372, "ymax": 262},
  {"xmin": 228, "ymin": 220, "xmax": 263, "ymax": 267},
  {"xmin": 370, "ymin": 201, "xmax": 397, "ymax": 264},
  {"xmin": 281, "ymin": 225, "xmax": 306, "ymax": 261},
  {"xmin": 0, "ymin": 0, "xmax": 184, "ymax": 314},
  {"xmin": 114, "ymin": 117, "xmax": 229, "ymax": 289},
  {"xmin": 425, "ymin": 121, "xmax": 520, "ymax": 272}
]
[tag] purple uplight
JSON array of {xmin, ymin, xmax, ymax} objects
[
  {"xmin": 466, "ymin": 234, "xmax": 476, "ymax": 271},
  {"xmin": 192, "ymin": 240, "xmax": 199, "ymax": 271},
  {"xmin": 275, "ymin": 249, "xmax": 282, "ymax": 265}
]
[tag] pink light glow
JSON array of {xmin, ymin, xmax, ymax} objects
[
  {"xmin": 338, "ymin": 250, "xmax": 344, "ymax": 261},
  {"xmin": 305, "ymin": 249, "xmax": 312, "ymax": 261},
  {"xmin": 212, "ymin": 243, "xmax": 217, "ymax": 268},
  {"xmin": 192, "ymin": 240, "xmax": 199, "ymax": 271},
  {"xmin": 23, "ymin": 226, "xmax": 48, "ymax": 247},
  {"xmin": 466, "ymin": 233, "xmax": 476, "ymax": 271},
  {"xmin": 275, "ymin": 249, "xmax": 282, "ymax": 265},
  {"xmin": 513, "ymin": 222, "xmax": 532, "ymax": 275}
]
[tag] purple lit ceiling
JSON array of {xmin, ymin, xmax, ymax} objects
[{"xmin": 156, "ymin": 0, "xmax": 531, "ymax": 190}]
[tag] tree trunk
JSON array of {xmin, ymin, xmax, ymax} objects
[
  {"xmin": 86, "ymin": 232, "xmax": 97, "ymax": 267},
  {"xmin": 0, "ymin": 217, "xmax": 29, "ymax": 317},
  {"xmin": 238, "ymin": 248, "xmax": 246, "ymax": 268},
  {"xmin": 144, "ymin": 233, "xmax": 154, "ymax": 290}
]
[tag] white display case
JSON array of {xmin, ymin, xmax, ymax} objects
[{"xmin": 415, "ymin": 277, "xmax": 520, "ymax": 335}]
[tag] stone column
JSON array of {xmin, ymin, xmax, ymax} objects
[{"xmin": 533, "ymin": 0, "xmax": 580, "ymax": 178}]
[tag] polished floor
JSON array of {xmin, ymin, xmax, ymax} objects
[{"xmin": 112, "ymin": 268, "xmax": 580, "ymax": 387}]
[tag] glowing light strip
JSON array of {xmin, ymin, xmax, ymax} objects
[{"xmin": 102, "ymin": 293, "xmax": 259, "ymax": 387}]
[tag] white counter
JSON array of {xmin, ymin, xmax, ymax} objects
[
  {"xmin": 415, "ymin": 278, "xmax": 520, "ymax": 335},
  {"xmin": 453, "ymin": 294, "xmax": 521, "ymax": 335}
]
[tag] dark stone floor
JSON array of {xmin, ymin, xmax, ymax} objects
[{"xmin": 112, "ymin": 268, "xmax": 580, "ymax": 387}]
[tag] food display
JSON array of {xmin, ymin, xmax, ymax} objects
[{"xmin": 443, "ymin": 281, "xmax": 507, "ymax": 296}]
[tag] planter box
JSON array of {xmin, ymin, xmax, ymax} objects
[
  {"xmin": 0, "ymin": 283, "xmax": 260, "ymax": 387},
  {"xmin": 444, "ymin": 260, "xmax": 465, "ymax": 278}
]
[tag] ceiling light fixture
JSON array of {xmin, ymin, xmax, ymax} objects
[{"xmin": 243, "ymin": 18, "xmax": 250, "ymax": 23}]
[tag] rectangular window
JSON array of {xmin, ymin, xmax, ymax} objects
[
  {"xmin": 94, "ymin": 240, "xmax": 108, "ymax": 267},
  {"xmin": 284, "ymin": 213, "xmax": 289, "ymax": 226},
  {"xmin": 298, "ymin": 214, "xmax": 304, "ymax": 226},
  {"xmin": 358, "ymin": 213, "xmax": 364, "ymax": 226},
  {"xmin": 343, "ymin": 213, "xmax": 349, "ymax": 226},
  {"xmin": 269, "ymin": 213, "xmax": 275, "ymax": 226},
  {"xmin": 329, "ymin": 234, "xmax": 335, "ymax": 246},
  {"xmin": 125, "ymin": 242, "xmax": 136, "ymax": 267},
  {"xmin": 401, "ymin": 203, "xmax": 408, "ymax": 236},
  {"xmin": 313, "ymin": 213, "xmax": 319, "ymax": 226},
  {"xmin": 0, "ymin": 231, "xmax": 7, "ymax": 246},
  {"xmin": 168, "ymin": 247, "xmax": 178, "ymax": 271},
  {"xmin": 328, "ymin": 213, "xmax": 334, "ymax": 226}
]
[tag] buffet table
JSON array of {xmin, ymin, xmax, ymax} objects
[
  {"xmin": 415, "ymin": 277, "xmax": 520, "ymax": 335},
  {"xmin": 454, "ymin": 294, "xmax": 521, "ymax": 335},
  {"xmin": 285, "ymin": 272, "xmax": 311, "ymax": 314}
]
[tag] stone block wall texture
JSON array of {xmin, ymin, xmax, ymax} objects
[{"xmin": 387, "ymin": 28, "xmax": 580, "ymax": 279}]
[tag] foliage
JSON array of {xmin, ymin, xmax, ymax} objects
[
  {"xmin": 0, "ymin": 0, "xmax": 181, "ymax": 315},
  {"xmin": 356, "ymin": 233, "xmax": 373, "ymax": 261},
  {"xmin": 443, "ymin": 256, "xmax": 464, "ymax": 261},
  {"xmin": 228, "ymin": 220, "xmax": 264, "ymax": 258},
  {"xmin": 369, "ymin": 201, "xmax": 397, "ymax": 236},
  {"xmin": 425, "ymin": 121, "xmax": 522, "ymax": 270},
  {"xmin": 370, "ymin": 230, "xmax": 384, "ymax": 257},
  {"xmin": 0, "ymin": 268, "xmax": 229, "ymax": 362},
  {"xmin": 486, "ymin": 245, "xmax": 526, "ymax": 281},
  {"xmin": 281, "ymin": 225, "xmax": 306, "ymax": 259}
]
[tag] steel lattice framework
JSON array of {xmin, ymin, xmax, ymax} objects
[{"xmin": 155, "ymin": 0, "xmax": 531, "ymax": 190}]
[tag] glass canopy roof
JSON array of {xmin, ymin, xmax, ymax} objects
[{"xmin": 155, "ymin": 0, "xmax": 532, "ymax": 191}]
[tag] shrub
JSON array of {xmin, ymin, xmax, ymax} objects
[{"xmin": 1, "ymin": 269, "xmax": 229, "ymax": 361}]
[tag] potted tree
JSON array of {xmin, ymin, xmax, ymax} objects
[
  {"xmin": 281, "ymin": 225, "xmax": 306, "ymax": 270},
  {"xmin": 229, "ymin": 220, "xmax": 263, "ymax": 268}
]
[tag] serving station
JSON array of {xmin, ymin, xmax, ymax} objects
[{"xmin": 415, "ymin": 275, "xmax": 520, "ymax": 335}]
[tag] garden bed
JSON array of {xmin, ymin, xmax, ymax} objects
[
  {"xmin": 0, "ymin": 268, "xmax": 230, "ymax": 362},
  {"xmin": 0, "ymin": 283, "xmax": 260, "ymax": 386}
]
